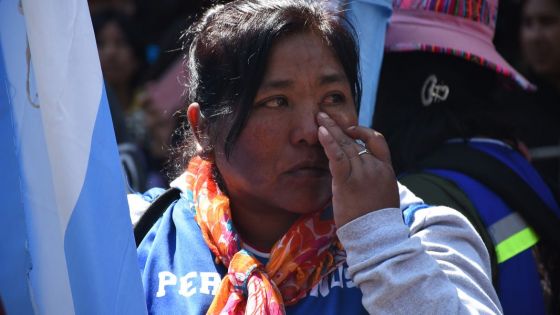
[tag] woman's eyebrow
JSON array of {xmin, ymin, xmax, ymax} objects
[
  {"xmin": 319, "ymin": 73, "xmax": 347, "ymax": 85},
  {"xmin": 259, "ymin": 79, "xmax": 294, "ymax": 92},
  {"xmin": 259, "ymin": 73, "xmax": 347, "ymax": 92}
]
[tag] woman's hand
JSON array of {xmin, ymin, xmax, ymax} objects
[{"xmin": 317, "ymin": 112, "xmax": 399, "ymax": 227}]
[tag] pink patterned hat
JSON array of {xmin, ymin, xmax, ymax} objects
[{"xmin": 386, "ymin": 0, "xmax": 534, "ymax": 90}]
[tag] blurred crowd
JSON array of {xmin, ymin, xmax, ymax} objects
[
  {"xmin": 88, "ymin": 0, "xmax": 560, "ymax": 196},
  {"xmin": 88, "ymin": 0, "xmax": 226, "ymax": 191}
]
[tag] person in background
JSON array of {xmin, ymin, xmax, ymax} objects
[
  {"xmin": 521, "ymin": 0, "xmax": 560, "ymax": 94},
  {"xmin": 92, "ymin": 9, "xmax": 153, "ymax": 192},
  {"xmin": 140, "ymin": 60, "xmax": 186, "ymax": 188},
  {"xmin": 374, "ymin": 1, "xmax": 560, "ymax": 314},
  {"xmin": 93, "ymin": 9, "xmax": 144, "ymax": 113},
  {"xmin": 132, "ymin": 0, "xmax": 502, "ymax": 314},
  {"xmin": 517, "ymin": 0, "xmax": 560, "ymax": 193},
  {"xmin": 92, "ymin": 9, "xmax": 148, "ymax": 143}
]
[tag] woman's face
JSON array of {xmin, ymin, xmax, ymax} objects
[
  {"xmin": 97, "ymin": 21, "xmax": 138, "ymax": 87},
  {"xmin": 214, "ymin": 32, "xmax": 358, "ymax": 216},
  {"xmin": 520, "ymin": 0, "xmax": 560, "ymax": 78}
]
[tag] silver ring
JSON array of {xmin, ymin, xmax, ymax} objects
[{"xmin": 358, "ymin": 148, "xmax": 370, "ymax": 156}]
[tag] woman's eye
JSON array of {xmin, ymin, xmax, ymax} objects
[
  {"xmin": 323, "ymin": 93, "xmax": 345, "ymax": 105},
  {"xmin": 260, "ymin": 97, "xmax": 288, "ymax": 108}
]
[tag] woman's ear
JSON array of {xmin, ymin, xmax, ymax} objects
[
  {"xmin": 187, "ymin": 102, "xmax": 211, "ymax": 158},
  {"xmin": 187, "ymin": 102, "xmax": 203, "ymax": 139}
]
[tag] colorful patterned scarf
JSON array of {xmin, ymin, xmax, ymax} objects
[{"xmin": 185, "ymin": 157, "xmax": 346, "ymax": 315}]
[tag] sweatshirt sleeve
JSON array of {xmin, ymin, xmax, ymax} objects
[{"xmin": 336, "ymin": 186, "xmax": 502, "ymax": 314}]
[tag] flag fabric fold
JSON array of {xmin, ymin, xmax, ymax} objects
[{"xmin": 0, "ymin": 0, "xmax": 147, "ymax": 314}]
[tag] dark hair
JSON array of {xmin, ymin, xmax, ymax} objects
[
  {"xmin": 374, "ymin": 52, "xmax": 524, "ymax": 174},
  {"xmin": 169, "ymin": 0, "xmax": 360, "ymax": 176}
]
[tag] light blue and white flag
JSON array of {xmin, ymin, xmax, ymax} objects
[
  {"xmin": 347, "ymin": 0, "xmax": 392, "ymax": 127},
  {"xmin": 0, "ymin": 0, "xmax": 147, "ymax": 314}
]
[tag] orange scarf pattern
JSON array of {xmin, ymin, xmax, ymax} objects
[{"xmin": 185, "ymin": 157, "xmax": 346, "ymax": 314}]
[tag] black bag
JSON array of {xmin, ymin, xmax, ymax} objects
[{"xmin": 134, "ymin": 187, "xmax": 181, "ymax": 246}]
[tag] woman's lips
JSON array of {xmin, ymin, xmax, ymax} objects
[
  {"xmin": 288, "ymin": 166, "xmax": 330, "ymax": 177},
  {"xmin": 285, "ymin": 161, "xmax": 330, "ymax": 178}
]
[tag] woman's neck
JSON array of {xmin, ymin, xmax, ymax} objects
[{"xmin": 229, "ymin": 197, "xmax": 300, "ymax": 251}]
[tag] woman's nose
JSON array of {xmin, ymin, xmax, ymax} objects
[{"xmin": 290, "ymin": 105, "xmax": 319, "ymax": 146}]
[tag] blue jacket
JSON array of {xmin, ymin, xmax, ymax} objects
[{"xmin": 137, "ymin": 189, "xmax": 367, "ymax": 315}]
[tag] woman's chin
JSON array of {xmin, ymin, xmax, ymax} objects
[{"xmin": 283, "ymin": 188, "xmax": 332, "ymax": 215}]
